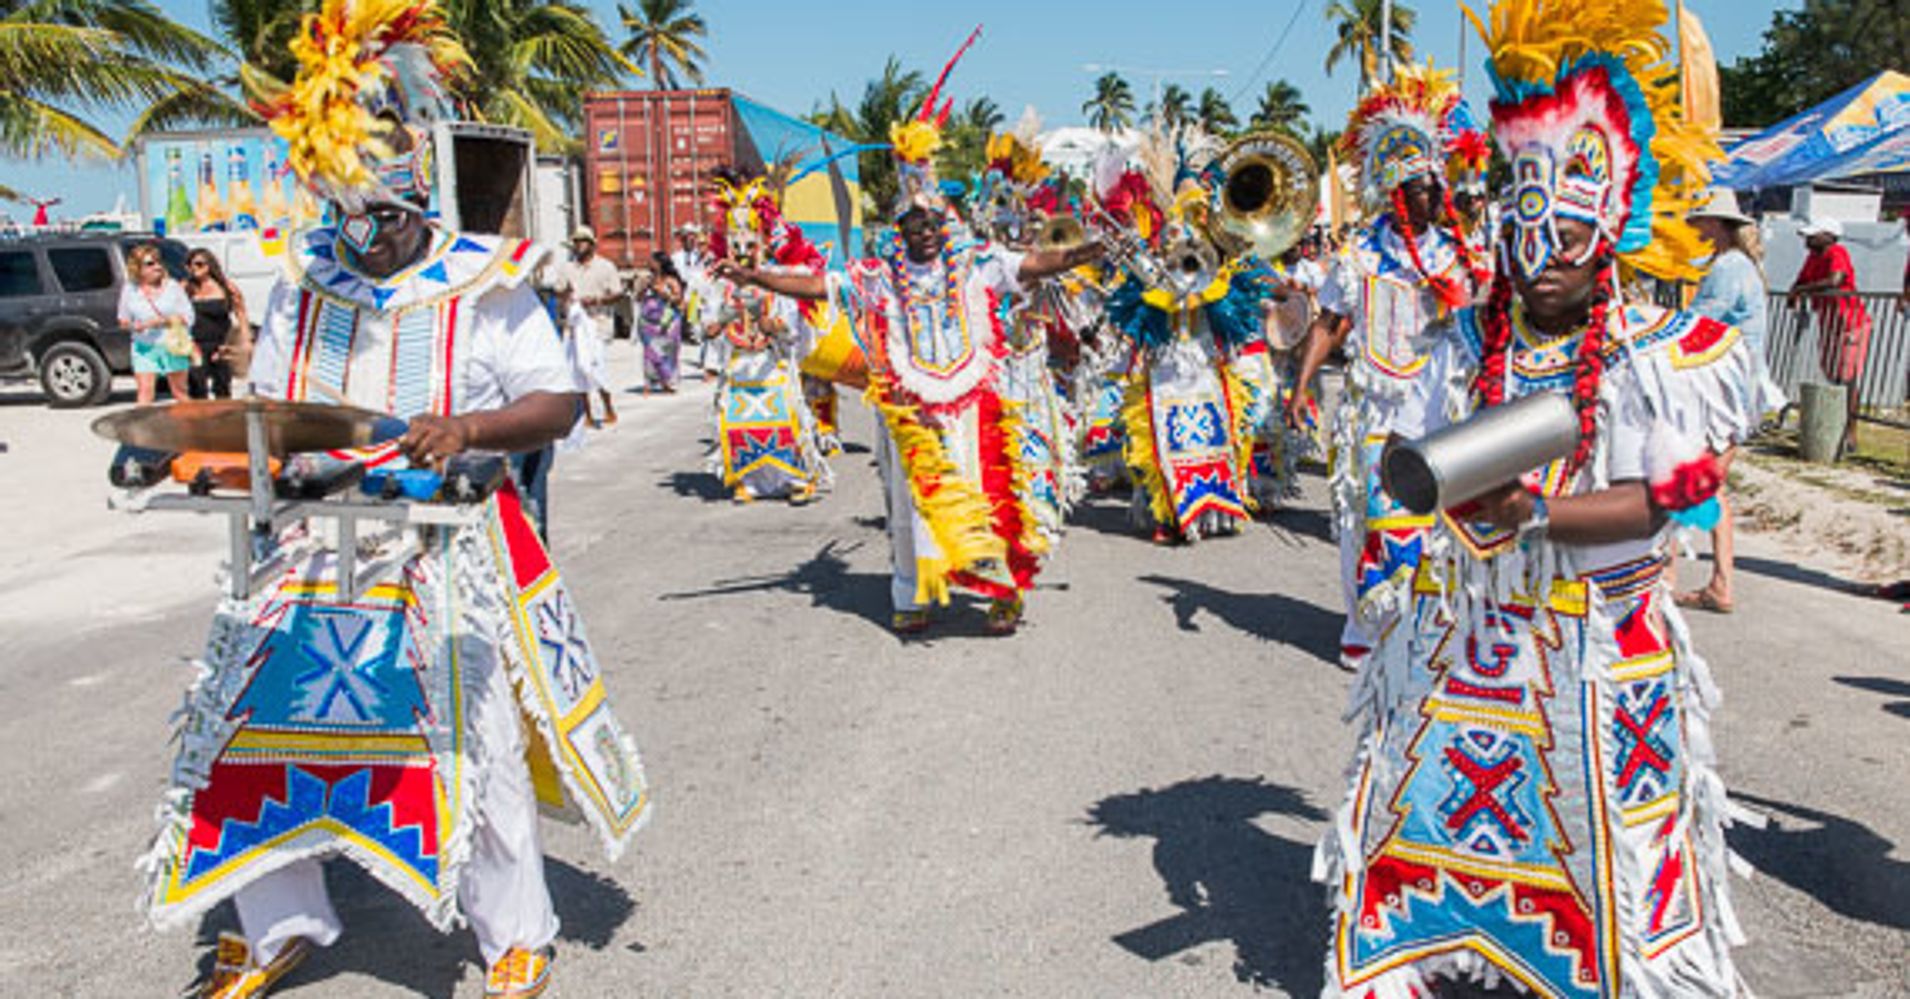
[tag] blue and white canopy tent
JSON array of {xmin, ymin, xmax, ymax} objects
[{"xmin": 1714, "ymin": 71, "xmax": 1910, "ymax": 190}]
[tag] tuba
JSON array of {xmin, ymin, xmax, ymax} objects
[{"xmin": 1209, "ymin": 130, "xmax": 1318, "ymax": 260}]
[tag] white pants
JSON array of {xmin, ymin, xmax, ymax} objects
[
  {"xmin": 233, "ymin": 651, "xmax": 558, "ymax": 967},
  {"xmin": 875, "ymin": 429, "xmax": 923, "ymax": 613}
]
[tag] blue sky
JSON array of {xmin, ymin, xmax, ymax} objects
[{"xmin": 2, "ymin": 0, "xmax": 1798, "ymax": 218}]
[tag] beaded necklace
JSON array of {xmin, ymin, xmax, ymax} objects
[{"xmin": 884, "ymin": 215, "xmax": 966, "ymax": 350}]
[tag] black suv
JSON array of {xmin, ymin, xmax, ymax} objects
[{"xmin": 0, "ymin": 233, "xmax": 189, "ymax": 407}]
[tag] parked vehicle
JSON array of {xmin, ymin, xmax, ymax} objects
[{"xmin": 0, "ymin": 233, "xmax": 189, "ymax": 407}]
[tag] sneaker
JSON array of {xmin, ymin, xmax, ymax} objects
[
  {"xmin": 891, "ymin": 609, "xmax": 931, "ymax": 635},
  {"xmin": 788, "ymin": 482, "xmax": 818, "ymax": 506},
  {"xmin": 485, "ymin": 946, "xmax": 553, "ymax": 999},
  {"xmin": 732, "ymin": 486, "xmax": 756, "ymax": 505},
  {"xmin": 201, "ymin": 932, "xmax": 310, "ymax": 999}
]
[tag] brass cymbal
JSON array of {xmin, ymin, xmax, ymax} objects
[{"xmin": 91, "ymin": 398, "xmax": 391, "ymax": 456}]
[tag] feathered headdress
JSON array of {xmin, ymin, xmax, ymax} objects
[
  {"xmin": 709, "ymin": 172, "xmax": 823, "ymax": 273},
  {"xmin": 1443, "ymin": 99, "xmax": 1492, "ymax": 196},
  {"xmin": 1465, "ymin": 0, "xmax": 1718, "ymax": 281},
  {"xmin": 888, "ymin": 26, "xmax": 982, "ymax": 220},
  {"xmin": 1342, "ymin": 62, "xmax": 1462, "ymax": 205},
  {"xmin": 973, "ymin": 109, "xmax": 1052, "ymax": 239},
  {"xmin": 249, "ymin": 0, "xmax": 470, "ymax": 214}
]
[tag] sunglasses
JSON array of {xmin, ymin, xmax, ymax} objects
[{"xmin": 188, "ymin": 260, "xmax": 210, "ymax": 269}]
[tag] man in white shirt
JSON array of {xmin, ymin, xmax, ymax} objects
[{"xmin": 549, "ymin": 226, "xmax": 623, "ymax": 423}]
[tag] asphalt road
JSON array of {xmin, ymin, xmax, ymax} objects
[{"xmin": 1, "ymin": 353, "xmax": 1905, "ymax": 998}]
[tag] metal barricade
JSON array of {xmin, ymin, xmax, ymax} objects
[{"xmin": 1764, "ymin": 292, "xmax": 1910, "ymax": 428}]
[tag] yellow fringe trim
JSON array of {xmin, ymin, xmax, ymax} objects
[
  {"xmin": 1220, "ymin": 364, "xmax": 1261, "ymax": 515},
  {"xmin": 1121, "ymin": 377, "xmax": 1175, "ymax": 528},
  {"xmin": 995, "ymin": 399, "xmax": 1053, "ymax": 560},
  {"xmin": 864, "ymin": 375, "xmax": 1007, "ymax": 606}
]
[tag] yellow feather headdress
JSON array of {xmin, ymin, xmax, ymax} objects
[
  {"xmin": 249, "ymin": 0, "xmax": 470, "ymax": 211},
  {"xmin": 1465, "ymin": 0, "xmax": 1719, "ymax": 281},
  {"xmin": 1342, "ymin": 61, "xmax": 1462, "ymax": 205}
]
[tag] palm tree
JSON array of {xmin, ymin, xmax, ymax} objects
[
  {"xmin": 616, "ymin": 0, "xmax": 706, "ymax": 90},
  {"xmin": 1305, "ymin": 124, "xmax": 1343, "ymax": 168},
  {"xmin": 963, "ymin": 97, "xmax": 1003, "ymax": 135},
  {"xmin": 807, "ymin": 57, "xmax": 925, "ymax": 218},
  {"xmin": 1, "ymin": 0, "xmax": 236, "ymax": 162},
  {"xmin": 1249, "ymin": 80, "xmax": 1309, "ymax": 134},
  {"xmin": 1156, "ymin": 83, "xmax": 1193, "ymax": 135},
  {"xmin": 445, "ymin": 0, "xmax": 636, "ymax": 152},
  {"xmin": 210, "ymin": 0, "xmax": 308, "ymax": 81},
  {"xmin": 1196, "ymin": 87, "xmax": 1236, "ymax": 136},
  {"xmin": 1325, "ymin": 0, "xmax": 1415, "ymax": 87},
  {"xmin": 1081, "ymin": 72, "xmax": 1135, "ymax": 133},
  {"xmin": 936, "ymin": 96, "xmax": 1006, "ymax": 190}
]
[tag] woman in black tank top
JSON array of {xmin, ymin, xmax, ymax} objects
[{"xmin": 184, "ymin": 249, "xmax": 250, "ymax": 399}]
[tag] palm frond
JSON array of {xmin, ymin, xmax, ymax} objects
[
  {"xmin": 121, "ymin": 77, "xmax": 255, "ymax": 146},
  {"xmin": 0, "ymin": 91, "xmax": 119, "ymax": 159}
]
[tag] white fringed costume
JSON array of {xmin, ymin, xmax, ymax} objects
[
  {"xmin": 1318, "ymin": 303, "xmax": 1758, "ymax": 998},
  {"xmin": 1318, "ymin": 0, "xmax": 1749, "ymax": 993},
  {"xmin": 141, "ymin": 229, "xmax": 650, "ymax": 967}
]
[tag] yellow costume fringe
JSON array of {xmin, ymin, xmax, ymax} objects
[
  {"xmin": 995, "ymin": 399, "xmax": 1053, "ymax": 560},
  {"xmin": 1463, "ymin": 0, "xmax": 1719, "ymax": 281},
  {"xmin": 1120, "ymin": 377, "xmax": 1174, "ymax": 528},
  {"xmin": 864, "ymin": 375, "xmax": 1007, "ymax": 606},
  {"xmin": 1220, "ymin": 363, "xmax": 1261, "ymax": 515}
]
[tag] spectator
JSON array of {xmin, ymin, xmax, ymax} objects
[
  {"xmin": 183, "ymin": 249, "xmax": 250, "ymax": 399},
  {"xmin": 1676, "ymin": 189, "xmax": 1770, "ymax": 614},
  {"xmin": 1788, "ymin": 217, "xmax": 1870, "ymax": 456},
  {"xmin": 637, "ymin": 252, "xmax": 685, "ymax": 393},
  {"xmin": 671, "ymin": 222, "xmax": 715, "ymax": 369},
  {"xmin": 551, "ymin": 227, "xmax": 621, "ymax": 424},
  {"xmin": 118, "ymin": 242, "xmax": 193, "ymax": 404}
]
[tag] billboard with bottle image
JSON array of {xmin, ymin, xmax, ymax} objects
[{"xmin": 138, "ymin": 130, "xmax": 324, "ymax": 236}]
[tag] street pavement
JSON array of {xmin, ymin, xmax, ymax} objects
[{"xmin": 1, "ymin": 347, "xmax": 1905, "ymax": 998}]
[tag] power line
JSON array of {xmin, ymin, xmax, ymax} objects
[{"xmin": 1227, "ymin": 0, "xmax": 1314, "ymax": 106}]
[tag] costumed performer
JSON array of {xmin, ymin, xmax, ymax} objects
[
  {"xmin": 704, "ymin": 168, "xmax": 833, "ymax": 505},
  {"xmin": 1446, "ymin": 101, "xmax": 1497, "ymax": 270},
  {"xmin": 1318, "ymin": 1, "xmax": 1754, "ymax": 994},
  {"xmin": 976, "ymin": 120, "xmax": 1080, "ymax": 546},
  {"xmin": 142, "ymin": 5, "xmax": 650, "ymax": 996},
  {"xmin": 1285, "ymin": 62, "xmax": 1489, "ymax": 670},
  {"xmin": 718, "ymin": 28, "xmax": 1102, "ymax": 635},
  {"xmin": 1092, "ymin": 131, "xmax": 1286, "ymax": 543}
]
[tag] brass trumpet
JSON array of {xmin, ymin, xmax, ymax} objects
[{"xmin": 1209, "ymin": 131, "xmax": 1317, "ymax": 259}]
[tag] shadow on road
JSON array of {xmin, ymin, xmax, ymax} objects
[
  {"xmin": 188, "ymin": 858, "xmax": 634, "ymax": 995},
  {"xmin": 1728, "ymin": 791, "xmax": 1910, "ymax": 931},
  {"xmin": 658, "ymin": 539, "xmax": 891, "ymax": 632},
  {"xmin": 1731, "ymin": 555, "xmax": 1871, "ymax": 596},
  {"xmin": 1137, "ymin": 574, "xmax": 1341, "ymax": 665},
  {"xmin": 1085, "ymin": 775, "xmax": 1329, "ymax": 993},
  {"xmin": 1258, "ymin": 505, "xmax": 1332, "ymax": 544},
  {"xmin": 658, "ymin": 470, "xmax": 731, "ymax": 503},
  {"xmin": 1833, "ymin": 675, "xmax": 1910, "ymax": 719},
  {"xmin": 1067, "ymin": 494, "xmax": 1154, "ymax": 543}
]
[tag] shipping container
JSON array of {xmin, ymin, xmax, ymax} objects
[{"xmin": 581, "ymin": 89, "xmax": 863, "ymax": 270}]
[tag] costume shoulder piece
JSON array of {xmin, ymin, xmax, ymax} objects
[{"xmin": 285, "ymin": 227, "xmax": 547, "ymax": 311}]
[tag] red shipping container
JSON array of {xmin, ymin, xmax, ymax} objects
[{"xmin": 582, "ymin": 89, "xmax": 747, "ymax": 269}]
